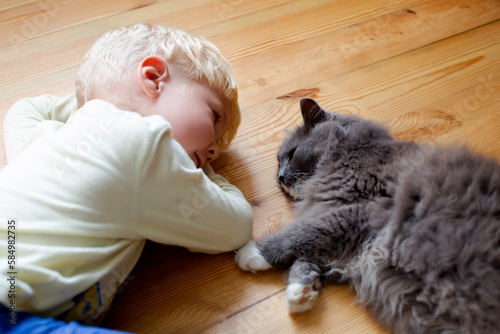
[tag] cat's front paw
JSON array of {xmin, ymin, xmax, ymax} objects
[
  {"xmin": 235, "ymin": 240, "xmax": 272, "ymax": 273},
  {"xmin": 286, "ymin": 283, "xmax": 320, "ymax": 313}
]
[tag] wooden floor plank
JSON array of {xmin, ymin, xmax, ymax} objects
[
  {"xmin": 229, "ymin": 0, "xmax": 500, "ymax": 108},
  {"xmin": 152, "ymin": 0, "xmax": 295, "ymax": 32},
  {"xmin": 0, "ymin": 0, "xmax": 293, "ymax": 92},
  {"xmin": 0, "ymin": 0, "xmax": 37, "ymax": 11},
  {"xmin": 0, "ymin": 0, "xmax": 164, "ymax": 49},
  {"xmin": 206, "ymin": 285, "xmax": 388, "ymax": 334},
  {"xmin": 311, "ymin": 23, "xmax": 500, "ymax": 122},
  {"xmin": 196, "ymin": 0, "xmax": 422, "ymax": 60},
  {"xmin": 100, "ymin": 242, "xmax": 289, "ymax": 333},
  {"xmin": 306, "ymin": 21, "xmax": 500, "ymax": 151}
]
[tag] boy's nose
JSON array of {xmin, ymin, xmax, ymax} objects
[{"xmin": 205, "ymin": 142, "xmax": 220, "ymax": 164}]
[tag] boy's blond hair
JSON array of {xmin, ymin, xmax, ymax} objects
[{"xmin": 75, "ymin": 23, "xmax": 240, "ymax": 149}]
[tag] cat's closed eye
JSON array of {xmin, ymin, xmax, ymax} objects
[{"xmin": 288, "ymin": 148, "xmax": 297, "ymax": 161}]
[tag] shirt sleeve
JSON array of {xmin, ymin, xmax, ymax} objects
[
  {"xmin": 135, "ymin": 125, "xmax": 254, "ymax": 254},
  {"xmin": 4, "ymin": 94, "xmax": 77, "ymax": 162}
]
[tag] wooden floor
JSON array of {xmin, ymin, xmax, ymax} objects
[{"xmin": 1, "ymin": 0, "xmax": 500, "ymax": 333}]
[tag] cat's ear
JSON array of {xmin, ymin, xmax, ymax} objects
[{"xmin": 300, "ymin": 98, "xmax": 329, "ymax": 133}]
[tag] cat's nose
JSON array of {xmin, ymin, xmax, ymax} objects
[{"xmin": 278, "ymin": 173, "xmax": 285, "ymax": 183}]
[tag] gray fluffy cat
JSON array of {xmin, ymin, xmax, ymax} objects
[{"xmin": 236, "ymin": 98, "xmax": 500, "ymax": 333}]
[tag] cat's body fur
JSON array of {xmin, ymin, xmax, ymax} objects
[{"xmin": 236, "ymin": 99, "xmax": 500, "ymax": 334}]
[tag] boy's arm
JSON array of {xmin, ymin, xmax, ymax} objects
[
  {"xmin": 4, "ymin": 94, "xmax": 77, "ymax": 161},
  {"xmin": 136, "ymin": 131, "xmax": 253, "ymax": 254}
]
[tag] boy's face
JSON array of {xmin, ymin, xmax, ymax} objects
[
  {"xmin": 132, "ymin": 56, "xmax": 232, "ymax": 168},
  {"xmin": 148, "ymin": 80, "xmax": 231, "ymax": 168}
]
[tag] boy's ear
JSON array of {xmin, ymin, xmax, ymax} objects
[{"xmin": 137, "ymin": 56, "xmax": 169, "ymax": 98}]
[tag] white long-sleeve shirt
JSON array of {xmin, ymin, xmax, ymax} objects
[{"xmin": 0, "ymin": 94, "xmax": 253, "ymax": 322}]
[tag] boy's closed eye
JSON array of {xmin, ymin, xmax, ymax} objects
[{"xmin": 212, "ymin": 110, "xmax": 222, "ymax": 125}]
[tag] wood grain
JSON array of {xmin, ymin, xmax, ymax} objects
[{"xmin": 1, "ymin": 0, "xmax": 499, "ymax": 333}]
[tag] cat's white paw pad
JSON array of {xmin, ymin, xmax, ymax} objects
[
  {"xmin": 286, "ymin": 283, "xmax": 319, "ymax": 313},
  {"xmin": 235, "ymin": 241, "xmax": 272, "ymax": 273}
]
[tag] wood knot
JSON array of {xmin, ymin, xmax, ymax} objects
[
  {"xmin": 277, "ymin": 88, "xmax": 320, "ymax": 100},
  {"xmin": 392, "ymin": 109, "xmax": 462, "ymax": 142},
  {"xmin": 253, "ymin": 77, "xmax": 268, "ymax": 86}
]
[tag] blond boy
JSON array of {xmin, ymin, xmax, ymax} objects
[{"xmin": 0, "ymin": 23, "xmax": 253, "ymax": 332}]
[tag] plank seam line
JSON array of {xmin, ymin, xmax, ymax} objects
[{"xmin": 225, "ymin": 287, "xmax": 286, "ymax": 320}]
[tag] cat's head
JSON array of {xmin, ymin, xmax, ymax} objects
[{"xmin": 277, "ymin": 98, "xmax": 393, "ymax": 200}]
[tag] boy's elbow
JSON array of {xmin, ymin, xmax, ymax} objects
[
  {"xmin": 187, "ymin": 202, "xmax": 253, "ymax": 255},
  {"xmin": 234, "ymin": 209, "xmax": 254, "ymax": 249},
  {"xmin": 218, "ymin": 205, "xmax": 254, "ymax": 253}
]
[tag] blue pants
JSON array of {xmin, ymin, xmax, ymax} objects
[{"xmin": 0, "ymin": 305, "xmax": 131, "ymax": 334}]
